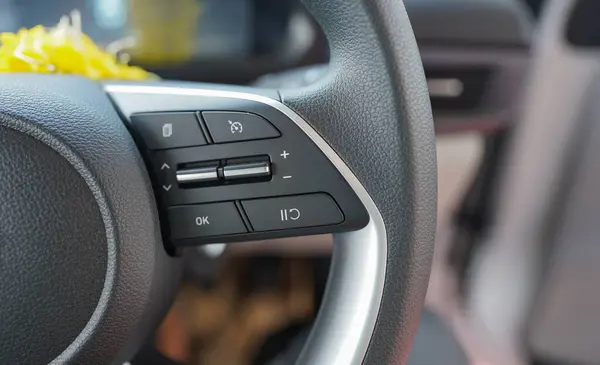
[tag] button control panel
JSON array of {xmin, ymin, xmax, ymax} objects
[
  {"xmin": 122, "ymin": 102, "xmax": 369, "ymax": 246},
  {"xmin": 167, "ymin": 194, "xmax": 343, "ymax": 243}
]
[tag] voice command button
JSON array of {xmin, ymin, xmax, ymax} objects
[
  {"xmin": 130, "ymin": 112, "xmax": 207, "ymax": 150},
  {"xmin": 241, "ymin": 194, "xmax": 343, "ymax": 232}
]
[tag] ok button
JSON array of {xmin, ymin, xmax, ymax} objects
[
  {"xmin": 168, "ymin": 202, "xmax": 247, "ymax": 240},
  {"xmin": 242, "ymin": 194, "xmax": 344, "ymax": 232},
  {"xmin": 195, "ymin": 216, "xmax": 210, "ymax": 226}
]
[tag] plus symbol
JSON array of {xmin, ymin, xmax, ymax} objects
[{"xmin": 280, "ymin": 150, "xmax": 290, "ymax": 159}]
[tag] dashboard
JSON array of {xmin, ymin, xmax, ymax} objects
[
  {"xmin": 0, "ymin": 0, "xmax": 537, "ymax": 135},
  {"xmin": 0, "ymin": 0, "xmax": 297, "ymax": 63}
]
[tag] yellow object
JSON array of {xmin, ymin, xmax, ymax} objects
[
  {"xmin": 0, "ymin": 11, "xmax": 155, "ymax": 80},
  {"xmin": 128, "ymin": 0, "xmax": 202, "ymax": 65}
]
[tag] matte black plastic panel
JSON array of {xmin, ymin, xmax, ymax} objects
[
  {"xmin": 242, "ymin": 193, "xmax": 343, "ymax": 231},
  {"xmin": 130, "ymin": 112, "xmax": 207, "ymax": 150},
  {"xmin": 405, "ymin": 0, "xmax": 532, "ymax": 46},
  {"xmin": 566, "ymin": 0, "xmax": 600, "ymax": 47},
  {"xmin": 201, "ymin": 111, "xmax": 280, "ymax": 143},
  {"xmin": 126, "ymin": 97, "xmax": 368, "ymax": 245}
]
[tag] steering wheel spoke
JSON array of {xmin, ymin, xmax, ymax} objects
[
  {"xmin": 106, "ymin": 81, "xmax": 390, "ymax": 364},
  {"xmin": 107, "ymin": 83, "xmax": 370, "ymax": 247}
]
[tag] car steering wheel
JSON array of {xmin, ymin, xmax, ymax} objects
[{"xmin": 0, "ymin": 1, "xmax": 436, "ymax": 364}]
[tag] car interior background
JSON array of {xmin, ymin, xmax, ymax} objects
[{"xmin": 3, "ymin": 0, "xmax": 595, "ymax": 364}]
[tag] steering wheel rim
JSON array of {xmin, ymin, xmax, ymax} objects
[
  {"xmin": 0, "ymin": 1, "xmax": 436, "ymax": 364},
  {"xmin": 282, "ymin": 0, "xmax": 436, "ymax": 363}
]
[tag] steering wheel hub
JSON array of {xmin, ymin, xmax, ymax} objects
[
  {"xmin": 0, "ymin": 75, "xmax": 181, "ymax": 365},
  {"xmin": 0, "ymin": 116, "xmax": 108, "ymax": 364}
]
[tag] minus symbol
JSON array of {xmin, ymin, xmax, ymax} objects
[{"xmin": 283, "ymin": 175, "xmax": 292, "ymax": 179}]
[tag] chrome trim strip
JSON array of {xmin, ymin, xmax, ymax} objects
[
  {"xmin": 427, "ymin": 78, "xmax": 464, "ymax": 98},
  {"xmin": 223, "ymin": 162, "xmax": 271, "ymax": 180},
  {"xmin": 176, "ymin": 167, "xmax": 219, "ymax": 184},
  {"xmin": 105, "ymin": 84, "xmax": 387, "ymax": 365}
]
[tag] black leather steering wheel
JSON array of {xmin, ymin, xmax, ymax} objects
[{"xmin": 0, "ymin": 1, "xmax": 436, "ymax": 364}]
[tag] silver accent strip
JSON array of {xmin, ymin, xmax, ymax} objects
[
  {"xmin": 105, "ymin": 84, "xmax": 387, "ymax": 365},
  {"xmin": 427, "ymin": 78, "xmax": 464, "ymax": 98},
  {"xmin": 223, "ymin": 162, "xmax": 271, "ymax": 180},
  {"xmin": 176, "ymin": 167, "xmax": 219, "ymax": 184}
]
